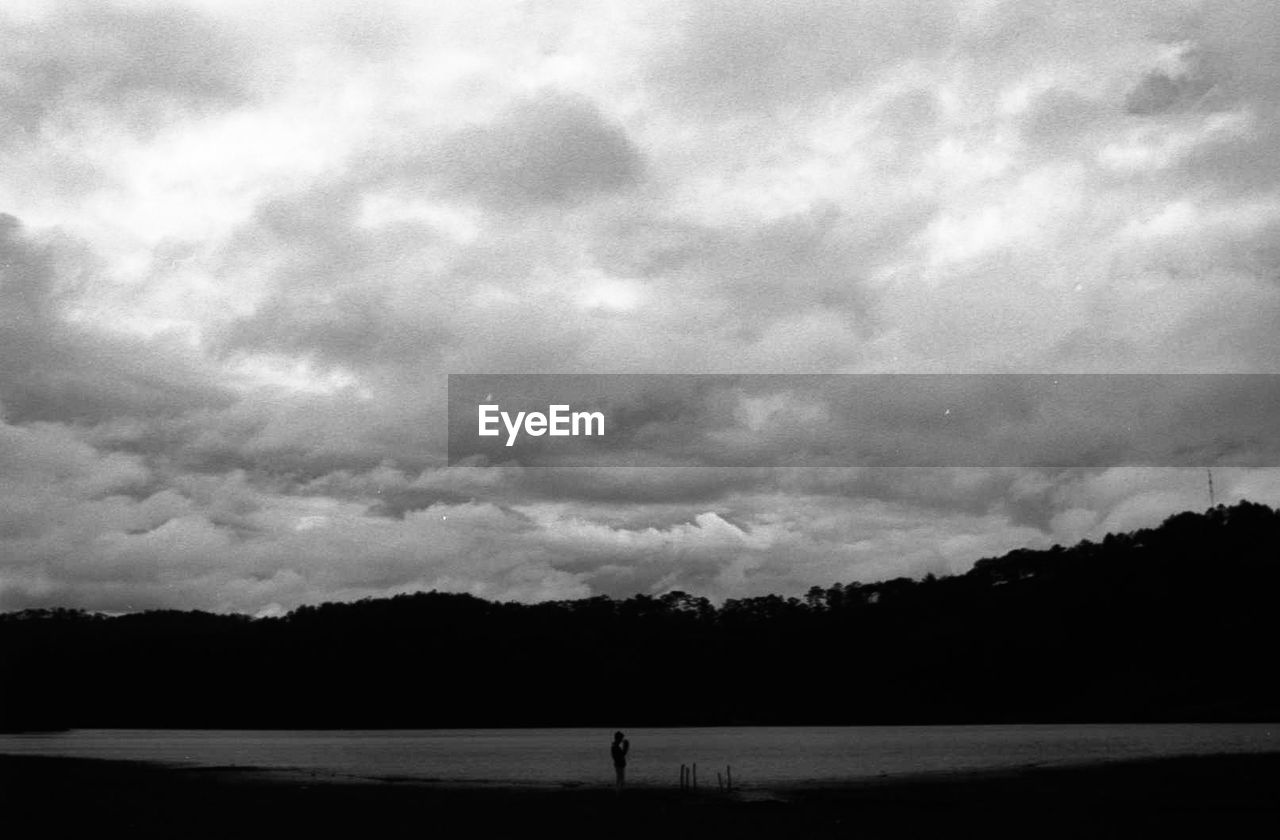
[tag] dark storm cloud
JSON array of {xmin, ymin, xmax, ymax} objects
[
  {"xmin": 364, "ymin": 488, "xmax": 475, "ymax": 519},
  {"xmin": 1125, "ymin": 63, "xmax": 1220, "ymax": 116},
  {"xmin": 411, "ymin": 92, "xmax": 644, "ymax": 208},
  {"xmin": 216, "ymin": 233, "xmax": 589, "ymax": 386},
  {"xmin": 215, "ymin": 97, "xmax": 642, "ymax": 374},
  {"xmin": 644, "ymin": 207, "xmax": 879, "ymax": 329},
  {"xmin": 213, "ymin": 178, "xmax": 459, "ymax": 370},
  {"xmin": 119, "ymin": 391, "xmax": 439, "ymax": 482},
  {"xmin": 757, "ymin": 466, "xmax": 1089, "ymax": 535},
  {"xmin": 586, "ymin": 204, "xmax": 925, "ymax": 357},
  {"xmin": 1118, "ymin": 1, "xmax": 1280, "ymax": 197},
  {"xmin": 1021, "ymin": 89, "xmax": 1116, "ymax": 159},
  {"xmin": 650, "ymin": 0, "xmax": 956, "ymax": 114},
  {"xmin": 955, "ymin": 0, "xmax": 1179, "ymax": 76},
  {"xmin": 223, "ymin": 283, "xmax": 456, "ymax": 371},
  {"xmin": 0, "ymin": 215, "xmax": 234, "ymax": 424},
  {"xmin": 515, "ymin": 466, "xmax": 768, "ymax": 506},
  {"xmin": 0, "ymin": 1, "xmax": 254, "ymax": 140}
]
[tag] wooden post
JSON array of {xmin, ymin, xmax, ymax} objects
[
  {"xmin": 717, "ymin": 771, "xmax": 723, "ymax": 791},
  {"xmin": 680, "ymin": 764, "xmax": 686, "ymax": 791},
  {"xmin": 727, "ymin": 765, "xmax": 732, "ymax": 791},
  {"xmin": 693, "ymin": 763, "xmax": 697, "ymax": 790}
]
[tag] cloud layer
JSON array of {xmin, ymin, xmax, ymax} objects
[{"xmin": 3, "ymin": 0, "xmax": 1280, "ymax": 613}]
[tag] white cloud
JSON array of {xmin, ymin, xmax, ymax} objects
[{"xmin": 3, "ymin": 0, "xmax": 1280, "ymax": 612}]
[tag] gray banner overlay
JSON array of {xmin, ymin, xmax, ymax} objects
[{"xmin": 447, "ymin": 374, "xmax": 1280, "ymax": 467}]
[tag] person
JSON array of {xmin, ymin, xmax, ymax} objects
[{"xmin": 611, "ymin": 730, "xmax": 630, "ymax": 792}]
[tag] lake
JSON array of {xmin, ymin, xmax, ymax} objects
[{"xmin": 1, "ymin": 724, "xmax": 1276, "ymax": 788}]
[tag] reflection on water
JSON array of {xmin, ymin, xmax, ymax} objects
[{"xmin": 1, "ymin": 724, "xmax": 1276, "ymax": 787}]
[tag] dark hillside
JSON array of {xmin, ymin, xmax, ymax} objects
[{"xmin": 4, "ymin": 501, "xmax": 1278, "ymax": 729}]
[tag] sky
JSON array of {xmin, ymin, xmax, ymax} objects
[{"xmin": 2, "ymin": 0, "xmax": 1280, "ymax": 615}]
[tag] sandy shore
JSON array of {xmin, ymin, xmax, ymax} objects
[{"xmin": 3, "ymin": 752, "xmax": 1278, "ymax": 837}]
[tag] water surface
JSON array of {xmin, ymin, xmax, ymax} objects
[{"xmin": 2, "ymin": 724, "xmax": 1275, "ymax": 787}]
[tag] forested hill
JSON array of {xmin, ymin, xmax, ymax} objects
[{"xmin": 3, "ymin": 501, "xmax": 1279, "ymax": 730}]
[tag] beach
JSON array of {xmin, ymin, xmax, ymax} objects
[{"xmin": 4, "ymin": 751, "xmax": 1278, "ymax": 838}]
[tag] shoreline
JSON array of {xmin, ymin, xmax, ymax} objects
[{"xmin": 4, "ymin": 752, "xmax": 1280, "ymax": 837}]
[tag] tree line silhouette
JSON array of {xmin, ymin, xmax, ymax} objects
[{"xmin": 3, "ymin": 500, "xmax": 1278, "ymax": 730}]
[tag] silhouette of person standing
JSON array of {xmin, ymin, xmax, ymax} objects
[{"xmin": 611, "ymin": 731, "xmax": 630, "ymax": 792}]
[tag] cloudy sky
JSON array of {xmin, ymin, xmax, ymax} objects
[{"xmin": 3, "ymin": 0, "xmax": 1280, "ymax": 615}]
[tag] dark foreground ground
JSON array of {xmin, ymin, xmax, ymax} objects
[{"xmin": 3, "ymin": 752, "xmax": 1279, "ymax": 838}]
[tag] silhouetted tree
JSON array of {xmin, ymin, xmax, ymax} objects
[{"xmin": 3, "ymin": 501, "xmax": 1279, "ymax": 730}]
